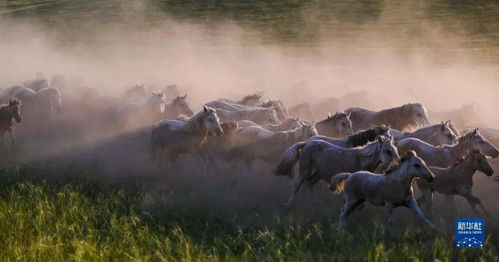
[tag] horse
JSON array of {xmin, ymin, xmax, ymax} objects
[
  {"xmin": 345, "ymin": 103, "xmax": 430, "ymax": 132},
  {"xmin": 259, "ymin": 99, "xmax": 289, "ymax": 122},
  {"xmin": 199, "ymin": 121, "xmax": 240, "ymax": 174},
  {"xmin": 120, "ymin": 84, "xmax": 147, "ymax": 104},
  {"xmin": 215, "ymin": 107, "xmax": 279, "ymax": 125},
  {"xmin": 330, "ymin": 151, "xmax": 436, "ymax": 231},
  {"xmin": 24, "ymin": 78, "xmax": 49, "ymax": 92},
  {"xmin": 389, "ymin": 121, "xmax": 458, "ymax": 146},
  {"xmin": 163, "ymin": 95, "xmax": 194, "ymax": 119},
  {"xmin": 315, "ymin": 112, "xmax": 353, "ymax": 138},
  {"xmin": 236, "ymin": 93, "xmax": 263, "ymax": 106},
  {"xmin": 118, "ymin": 91, "xmax": 166, "ymax": 128},
  {"xmin": 274, "ymin": 136, "xmax": 399, "ymax": 208},
  {"xmin": 0, "ymin": 99, "xmax": 22, "ymax": 146},
  {"xmin": 227, "ymin": 123, "xmax": 318, "ymax": 168},
  {"xmin": 206, "ymin": 94, "xmax": 262, "ymax": 111},
  {"xmin": 237, "ymin": 117, "xmax": 301, "ymax": 132},
  {"xmin": 396, "ymin": 129, "xmax": 499, "ymax": 167},
  {"xmin": 416, "ymin": 149, "xmax": 494, "ymax": 217},
  {"xmin": 149, "ymin": 105, "xmax": 224, "ymax": 171},
  {"xmin": 310, "ymin": 126, "xmax": 390, "ymax": 148},
  {"xmin": 11, "ymin": 86, "xmax": 62, "ymax": 118}
]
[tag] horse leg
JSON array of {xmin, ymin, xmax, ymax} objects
[
  {"xmin": 7, "ymin": 128, "xmax": 15, "ymax": 146},
  {"xmin": 283, "ymin": 178, "xmax": 304, "ymax": 209},
  {"xmin": 385, "ymin": 203, "xmax": 394, "ymax": 227},
  {"xmin": 407, "ymin": 197, "xmax": 436, "ymax": 232},
  {"xmin": 419, "ymin": 189, "xmax": 434, "ymax": 218},
  {"xmin": 198, "ymin": 155, "xmax": 209, "ymax": 177},
  {"xmin": 338, "ymin": 199, "xmax": 362, "ymax": 230},
  {"xmin": 461, "ymin": 191, "xmax": 491, "ymax": 217},
  {"xmin": 0, "ymin": 130, "xmax": 4, "ymax": 147}
]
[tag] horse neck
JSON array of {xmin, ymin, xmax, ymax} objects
[
  {"xmin": 0, "ymin": 106, "xmax": 10, "ymax": 121},
  {"xmin": 452, "ymin": 158, "xmax": 477, "ymax": 179},
  {"xmin": 409, "ymin": 126, "xmax": 437, "ymax": 141},
  {"xmin": 359, "ymin": 142, "xmax": 382, "ymax": 171},
  {"xmin": 447, "ymin": 139, "xmax": 469, "ymax": 160},
  {"xmin": 346, "ymin": 129, "xmax": 373, "ymax": 147},
  {"xmin": 386, "ymin": 165, "xmax": 416, "ymax": 192},
  {"xmin": 186, "ymin": 113, "xmax": 207, "ymax": 135}
]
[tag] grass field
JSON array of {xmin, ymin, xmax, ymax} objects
[{"xmin": 0, "ymin": 164, "xmax": 497, "ymax": 261}]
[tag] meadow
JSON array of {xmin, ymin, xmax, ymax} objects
[{"xmin": 0, "ymin": 161, "xmax": 498, "ymax": 261}]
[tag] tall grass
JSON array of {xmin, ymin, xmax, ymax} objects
[{"xmin": 0, "ymin": 165, "xmax": 497, "ymax": 261}]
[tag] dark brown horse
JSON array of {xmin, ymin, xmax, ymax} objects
[{"xmin": 0, "ymin": 99, "xmax": 22, "ymax": 146}]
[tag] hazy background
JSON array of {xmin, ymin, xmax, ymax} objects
[{"xmin": 1, "ymin": 0, "xmax": 498, "ymax": 126}]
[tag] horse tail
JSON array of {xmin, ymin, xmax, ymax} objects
[
  {"xmin": 273, "ymin": 142, "xmax": 307, "ymax": 177},
  {"xmin": 329, "ymin": 173, "xmax": 351, "ymax": 194}
]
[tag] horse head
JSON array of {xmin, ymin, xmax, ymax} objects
[
  {"xmin": 8, "ymin": 99, "xmax": 21, "ymax": 123},
  {"xmin": 202, "ymin": 105, "xmax": 223, "ymax": 136}
]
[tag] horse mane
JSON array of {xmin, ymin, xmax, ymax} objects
[
  {"xmin": 8, "ymin": 98, "xmax": 21, "ymax": 106},
  {"xmin": 347, "ymin": 126, "xmax": 388, "ymax": 147},
  {"xmin": 359, "ymin": 139, "xmax": 382, "ymax": 158},
  {"xmin": 185, "ymin": 109, "xmax": 207, "ymax": 131},
  {"xmin": 384, "ymin": 151, "xmax": 416, "ymax": 174},
  {"xmin": 450, "ymin": 148, "xmax": 481, "ymax": 167},
  {"xmin": 317, "ymin": 112, "xmax": 348, "ymax": 124},
  {"xmin": 238, "ymin": 94, "xmax": 262, "ymax": 104}
]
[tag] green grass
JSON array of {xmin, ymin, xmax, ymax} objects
[{"xmin": 0, "ymin": 165, "xmax": 497, "ymax": 261}]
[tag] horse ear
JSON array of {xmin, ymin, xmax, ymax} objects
[
  {"xmin": 182, "ymin": 94, "xmax": 187, "ymax": 99},
  {"xmin": 203, "ymin": 105, "xmax": 208, "ymax": 112},
  {"xmin": 473, "ymin": 128, "xmax": 478, "ymax": 135}
]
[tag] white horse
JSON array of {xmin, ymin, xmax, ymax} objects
[
  {"xmin": 389, "ymin": 121, "xmax": 458, "ymax": 146},
  {"xmin": 11, "ymin": 86, "xmax": 63, "ymax": 117},
  {"xmin": 346, "ymin": 103, "xmax": 430, "ymax": 132},
  {"xmin": 274, "ymin": 136, "xmax": 400, "ymax": 208},
  {"xmin": 330, "ymin": 151, "xmax": 436, "ymax": 231},
  {"xmin": 215, "ymin": 107, "xmax": 279, "ymax": 125},
  {"xmin": 118, "ymin": 91, "xmax": 166, "ymax": 128},
  {"xmin": 396, "ymin": 129, "xmax": 499, "ymax": 167},
  {"xmin": 149, "ymin": 105, "xmax": 224, "ymax": 172},
  {"xmin": 237, "ymin": 117, "xmax": 301, "ymax": 132},
  {"xmin": 227, "ymin": 123, "xmax": 318, "ymax": 168}
]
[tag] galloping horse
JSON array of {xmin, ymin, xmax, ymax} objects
[
  {"xmin": 330, "ymin": 151, "xmax": 436, "ymax": 231},
  {"xmin": 149, "ymin": 106, "xmax": 224, "ymax": 172},
  {"xmin": 0, "ymin": 99, "xmax": 22, "ymax": 146},
  {"xmin": 274, "ymin": 136, "xmax": 399, "ymax": 208}
]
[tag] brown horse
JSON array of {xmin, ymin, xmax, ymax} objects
[{"xmin": 0, "ymin": 99, "xmax": 22, "ymax": 146}]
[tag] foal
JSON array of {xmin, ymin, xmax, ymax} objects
[
  {"xmin": 330, "ymin": 151, "xmax": 436, "ymax": 231},
  {"xmin": 417, "ymin": 150, "xmax": 494, "ymax": 217}
]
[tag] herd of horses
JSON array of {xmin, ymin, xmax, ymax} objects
[{"xmin": 1, "ymin": 75, "xmax": 499, "ymax": 231}]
